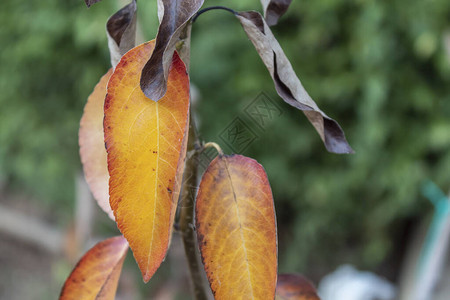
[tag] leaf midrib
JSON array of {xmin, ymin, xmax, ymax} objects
[
  {"xmin": 223, "ymin": 158, "xmax": 255, "ymax": 298},
  {"xmin": 146, "ymin": 102, "xmax": 160, "ymax": 277}
]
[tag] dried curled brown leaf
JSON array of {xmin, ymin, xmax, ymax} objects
[
  {"xmin": 237, "ymin": 11, "xmax": 353, "ymax": 154},
  {"xmin": 261, "ymin": 0, "xmax": 293, "ymax": 26},
  {"xmin": 106, "ymin": 0, "xmax": 137, "ymax": 67},
  {"xmin": 140, "ymin": 0, "xmax": 203, "ymax": 101}
]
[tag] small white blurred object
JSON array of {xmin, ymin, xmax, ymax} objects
[{"xmin": 318, "ymin": 265, "xmax": 396, "ymax": 300}]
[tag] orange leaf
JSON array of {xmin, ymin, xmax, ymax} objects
[
  {"xmin": 196, "ymin": 154, "xmax": 278, "ymax": 299},
  {"xmin": 60, "ymin": 236, "xmax": 128, "ymax": 300},
  {"xmin": 275, "ymin": 273, "xmax": 320, "ymax": 300},
  {"xmin": 79, "ymin": 69, "xmax": 114, "ymax": 220},
  {"xmin": 104, "ymin": 40, "xmax": 190, "ymax": 282}
]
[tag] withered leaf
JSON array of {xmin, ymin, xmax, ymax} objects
[
  {"xmin": 84, "ymin": 0, "xmax": 102, "ymax": 8},
  {"xmin": 261, "ymin": 0, "xmax": 293, "ymax": 26},
  {"xmin": 237, "ymin": 11, "xmax": 353, "ymax": 154},
  {"xmin": 276, "ymin": 273, "xmax": 320, "ymax": 300},
  {"xmin": 106, "ymin": 0, "xmax": 137, "ymax": 67},
  {"xmin": 140, "ymin": 0, "xmax": 203, "ymax": 101}
]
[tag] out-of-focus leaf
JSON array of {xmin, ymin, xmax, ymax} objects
[
  {"xmin": 276, "ymin": 273, "xmax": 320, "ymax": 300},
  {"xmin": 237, "ymin": 11, "xmax": 353, "ymax": 154},
  {"xmin": 106, "ymin": 0, "xmax": 137, "ymax": 67},
  {"xmin": 104, "ymin": 40, "xmax": 190, "ymax": 282},
  {"xmin": 140, "ymin": 0, "xmax": 203, "ymax": 101},
  {"xmin": 79, "ymin": 69, "xmax": 114, "ymax": 220},
  {"xmin": 196, "ymin": 154, "xmax": 277, "ymax": 299},
  {"xmin": 59, "ymin": 236, "xmax": 128, "ymax": 300},
  {"xmin": 261, "ymin": 0, "xmax": 293, "ymax": 26},
  {"xmin": 84, "ymin": 0, "xmax": 102, "ymax": 8}
]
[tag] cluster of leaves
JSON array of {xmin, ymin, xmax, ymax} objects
[
  {"xmin": 61, "ymin": 0, "xmax": 340, "ymax": 298},
  {"xmin": 1, "ymin": 0, "xmax": 449, "ymax": 291}
]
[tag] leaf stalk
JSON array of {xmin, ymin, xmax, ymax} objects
[
  {"xmin": 203, "ymin": 142, "xmax": 224, "ymax": 157},
  {"xmin": 192, "ymin": 6, "xmax": 237, "ymax": 23}
]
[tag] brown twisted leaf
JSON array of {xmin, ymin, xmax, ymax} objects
[
  {"xmin": 237, "ymin": 11, "xmax": 353, "ymax": 154},
  {"xmin": 261, "ymin": 0, "xmax": 293, "ymax": 26},
  {"xmin": 196, "ymin": 154, "xmax": 278, "ymax": 299},
  {"xmin": 276, "ymin": 273, "xmax": 320, "ymax": 300},
  {"xmin": 140, "ymin": 0, "xmax": 203, "ymax": 101},
  {"xmin": 59, "ymin": 236, "xmax": 128, "ymax": 300},
  {"xmin": 106, "ymin": 0, "xmax": 137, "ymax": 67}
]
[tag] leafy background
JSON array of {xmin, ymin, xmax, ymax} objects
[{"xmin": 1, "ymin": 0, "xmax": 450, "ymax": 299}]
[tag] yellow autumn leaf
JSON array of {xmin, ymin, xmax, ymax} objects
[
  {"xmin": 104, "ymin": 40, "xmax": 190, "ymax": 282},
  {"xmin": 196, "ymin": 154, "xmax": 278, "ymax": 299}
]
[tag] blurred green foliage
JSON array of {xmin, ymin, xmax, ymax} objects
[
  {"xmin": 1, "ymin": 0, "xmax": 450, "ymax": 281},
  {"xmin": 192, "ymin": 0, "xmax": 450, "ymax": 277},
  {"xmin": 0, "ymin": 0, "xmax": 115, "ymax": 217}
]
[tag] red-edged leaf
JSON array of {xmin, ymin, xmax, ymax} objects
[
  {"xmin": 104, "ymin": 40, "xmax": 190, "ymax": 282},
  {"xmin": 60, "ymin": 236, "xmax": 128, "ymax": 300},
  {"xmin": 196, "ymin": 154, "xmax": 278, "ymax": 299}
]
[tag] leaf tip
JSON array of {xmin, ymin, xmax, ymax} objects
[
  {"xmin": 139, "ymin": 50, "xmax": 186, "ymax": 102},
  {"xmin": 139, "ymin": 72, "xmax": 166, "ymax": 102},
  {"xmin": 323, "ymin": 118, "xmax": 354, "ymax": 154},
  {"xmin": 327, "ymin": 143, "xmax": 354, "ymax": 155},
  {"xmin": 140, "ymin": 261, "xmax": 161, "ymax": 283},
  {"xmin": 115, "ymin": 235, "xmax": 129, "ymax": 248},
  {"xmin": 142, "ymin": 275, "xmax": 151, "ymax": 283}
]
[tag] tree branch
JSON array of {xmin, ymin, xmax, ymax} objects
[{"xmin": 179, "ymin": 112, "xmax": 210, "ymax": 300}]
